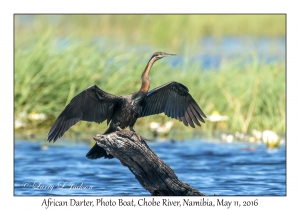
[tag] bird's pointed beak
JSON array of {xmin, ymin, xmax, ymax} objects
[{"xmin": 161, "ymin": 52, "xmax": 176, "ymax": 57}]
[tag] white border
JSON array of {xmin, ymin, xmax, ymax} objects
[{"xmin": 3, "ymin": 0, "xmax": 298, "ymax": 209}]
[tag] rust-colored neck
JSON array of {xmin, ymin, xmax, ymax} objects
[{"xmin": 139, "ymin": 56, "xmax": 158, "ymax": 93}]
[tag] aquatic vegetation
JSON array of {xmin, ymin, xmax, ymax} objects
[
  {"xmin": 15, "ymin": 15, "xmax": 285, "ymax": 51},
  {"xmin": 14, "ymin": 15, "xmax": 285, "ymax": 140}
]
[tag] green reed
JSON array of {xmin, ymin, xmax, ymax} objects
[
  {"xmin": 15, "ymin": 15, "xmax": 285, "ymax": 51},
  {"xmin": 14, "ymin": 34, "xmax": 285, "ymax": 140},
  {"xmin": 14, "ymin": 15, "xmax": 285, "ymax": 140}
]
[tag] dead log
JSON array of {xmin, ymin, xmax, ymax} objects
[{"xmin": 93, "ymin": 130, "xmax": 205, "ymax": 196}]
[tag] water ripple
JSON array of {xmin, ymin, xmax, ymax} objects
[{"xmin": 14, "ymin": 140, "xmax": 285, "ymax": 196}]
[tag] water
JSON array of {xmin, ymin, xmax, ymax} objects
[
  {"xmin": 167, "ymin": 36, "xmax": 285, "ymax": 70},
  {"xmin": 14, "ymin": 139, "xmax": 286, "ymax": 196},
  {"xmin": 53, "ymin": 36, "xmax": 285, "ymax": 71}
]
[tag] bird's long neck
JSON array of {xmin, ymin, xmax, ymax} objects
[{"xmin": 140, "ymin": 56, "xmax": 158, "ymax": 93}]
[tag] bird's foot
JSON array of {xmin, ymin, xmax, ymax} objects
[
  {"xmin": 93, "ymin": 134, "xmax": 102, "ymax": 141},
  {"xmin": 129, "ymin": 126, "xmax": 136, "ymax": 132},
  {"xmin": 128, "ymin": 131, "xmax": 141, "ymax": 141},
  {"xmin": 135, "ymin": 133, "xmax": 142, "ymax": 141},
  {"xmin": 129, "ymin": 126, "xmax": 141, "ymax": 141}
]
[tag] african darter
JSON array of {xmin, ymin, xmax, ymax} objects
[{"xmin": 47, "ymin": 52, "xmax": 206, "ymax": 159}]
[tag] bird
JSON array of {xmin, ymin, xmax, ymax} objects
[{"xmin": 47, "ymin": 52, "xmax": 206, "ymax": 159}]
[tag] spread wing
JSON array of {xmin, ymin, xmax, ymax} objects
[
  {"xmin": 47, "ymin": 85, "xmax": 122, "ymax": 142},
  {"xmin": 141, "ymin": 81, "xmax": 206, "ymax": 127}
]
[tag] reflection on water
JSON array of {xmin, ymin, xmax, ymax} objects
[{"xmin": 14, "ymin": 139, "xmax": 286, "ymax": 196}]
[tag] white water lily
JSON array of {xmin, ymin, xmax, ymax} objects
[
  {"xmin": 28, "ymin": 112, "xmax": 47, "ymax": 121},
  {"xmin": 206, "ymin": 111, "xmax": 229, "ymax": 122},
  {"xmin": 14, "ymin": 111, "xmax": 27, "ymax": 129},
  {"xmin": 15, "ymin": 119, "xmax": 26, "ymax": 129},
  {"xmin": 221, "ymin": 133, "xmax": 233, "ymax": 143},
  {"xmin": 149, "ymin": 121, "xmax": 174, "ymax": 135},
  {"xmin": 262, "ymin": 130, "xmax": 281, "ymax": 148},
  {"xmin": 252, "ymin": 129, "xmax": 262, "ymax": 140}
]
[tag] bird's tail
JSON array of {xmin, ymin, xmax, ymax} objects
[
  {"xmin": 86, "ymin": 143, "xmax": 114, "ymax": 159},
  {"xmin": 86, "ymin": 126, "xmax": 116, "ymax": 160}
]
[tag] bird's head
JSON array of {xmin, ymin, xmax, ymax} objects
[{"xmin": 151, "ymin": 52, "xmax": 176, "ymax": 60}]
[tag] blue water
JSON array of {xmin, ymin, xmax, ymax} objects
[
  {"xmin": 14, "ymin": 139, "xmax": 286, "ymax": 196},
  {"xmin": 166, "ymin": 36, "xmax": 285, "ymax": 70}
]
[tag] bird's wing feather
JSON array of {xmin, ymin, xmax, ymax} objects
[
  {"xmin": 47, "ymin": 85, "xmax": 122, "ymax": 142},
  {"xmin": 141, "ymin": 81, "xmax": 206, "ymax": 127}
]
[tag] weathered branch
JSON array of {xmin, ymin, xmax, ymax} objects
[{"xmin": 93, "ymin": 130, "xmax": 205, "ymax": 196}]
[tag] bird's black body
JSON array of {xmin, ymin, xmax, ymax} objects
[
  {"xmin": 47, "ymin": 52, "xmax": 206, "ymax": 159},
  {"xmin": 111, "ymin": 91, "xmax": 146, "ymax": 130},
  {"xmin": 85, "ymin": 90, "xmax": 146, "ymax": 159}
]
